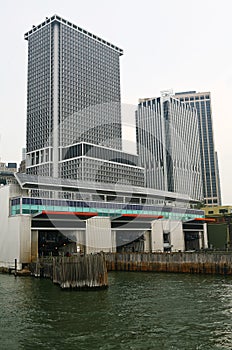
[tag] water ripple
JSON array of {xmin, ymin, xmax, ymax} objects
[{"xmin": 1, "ymin": 273, "xmax": 232, "ymax": 349}]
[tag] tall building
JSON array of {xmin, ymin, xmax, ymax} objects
[
  {"xmin": 24, "ymin": 15, "xmax": 144, "ymax": 186},
  {"xmin": 136, "ymin": 92, "xmax": 203, "ymax": 201},
  {"xmin": 175, "ymin": 91, "xmax": 221, "ymax": 206}
]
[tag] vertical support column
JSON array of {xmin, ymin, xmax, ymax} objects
[
  {"xmin": 151, "ymin": 220, "xmax": 164, "ymax": 252},
  {"xmin": 143, "ymin": 230, "xmax": 151, "ymax": 252},
  {"xmin": 160, "ymin": 94, "xmax": 168, "ymax": 191},
  {"xmin": 203, "ymin": 223, "xmax": 208, "ymax": 249},
  {"xmin": 111, "ymin": 231, "xmax": 117, "ymax": 252},
  {"xmin": 31, "ymin": 230, "xmax": 39, "ymax": 262},
  {"xmin": 53, "ymin": 22, "xmax": 59, "ymax": 178},
  {"xmin": 170, "ymin": 220, "xmax": 185, "ymax": 252}
]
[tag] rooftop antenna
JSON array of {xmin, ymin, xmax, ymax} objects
[{"xmin": 160, "ymin": 89, "xmax": 173, "ymax": 98}]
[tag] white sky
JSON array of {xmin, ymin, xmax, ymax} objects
[{"xmin": 0, "ymin": 0, "xmax": 231, "ymax": 204}]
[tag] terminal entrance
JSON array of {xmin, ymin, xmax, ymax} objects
[
  {"xmin": 184, "ymin": 232, "xmax": 200, "ymax": 251},
  {"xmin": 116, "ymin": 231, "xmax": 145, "ymax": 252},
  {"xmin": 38, "ymin": 230, "xmax": 76, "ymax": 257}
]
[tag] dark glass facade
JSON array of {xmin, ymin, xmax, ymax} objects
[
  {"xmin": 175, "ymin": 92, "xmax": 221, "ymax": 206},
  {"xmin": 136, "ymin": 95, "xmax": 203, "ymax": 201}
]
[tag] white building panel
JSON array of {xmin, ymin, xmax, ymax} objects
[
  {"xmin": 86, "ymin": 217, "xmax": 112, "ymax": 254},
  {"xmin": 151, "ymin": 220, "xmax": 164, "ymax": 252},
  {"xmin": 169, "ymin": 220, "xmax": 185, "ymax": 252}
]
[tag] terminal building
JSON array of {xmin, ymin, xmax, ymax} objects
[{"xmin": 0, "ymin": 173, "xmax": 208, "ymax": 268}]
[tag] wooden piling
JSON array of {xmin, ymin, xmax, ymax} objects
[
  {"xmin": 31, "ymin": 254, "xmax": 108, "ymax": 289},
  {"xmin": 14, "ymin": 259, "xmax": 17, "ymax": 277},
  {"xmin": 105, "ymin": 252, "xmax": 232, "ymax": 275}
]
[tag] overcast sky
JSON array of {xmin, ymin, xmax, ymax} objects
[{"xmin": 0, "ymin": 0, "xmax": 231, "ymax": 204}]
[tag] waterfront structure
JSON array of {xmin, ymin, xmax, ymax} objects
[
  {"xmin": 0, "ymin": 173, "xmax": 208, "ymax": 268},
  {"xmin": 24, "ymin": 15, "xmax": 143, "ymax": 186},
  {"xmin": 175, "ymin": 91, "xmax": 221, "ymax": 206},
  {"xmin": 136, "ymin": 92, "xmax": 203, "ymax": 201}
]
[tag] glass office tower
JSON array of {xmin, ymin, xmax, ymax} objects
[
  {"xmin": 136, "ymin": 93, "xmax": 203, "ymax": 201},
  {"xmin": 175, "ymin": 91, "xmax": 221, "ymax": 206},
  {"xmin": 24, "ymin": 15, "xmax": 144, "ymax": 186}
]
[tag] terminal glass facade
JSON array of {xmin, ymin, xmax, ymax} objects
[{"xmin": 11, "ymin": 197, "xmax": 204, "ymax": 222}]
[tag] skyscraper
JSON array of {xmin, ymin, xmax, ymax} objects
[
  {"xmin": 175, "ymin": 91, "xmax": 221, "ymax": 206},
  {"xmin": 24, "ymin": 15, "xmax": 144, "ymax": 186},
  {"xmin": 136, "ymin": 92, "xmax": 203, "ymax": 201}
]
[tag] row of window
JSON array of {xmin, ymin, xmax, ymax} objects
[{"xmin": 11, "ymin": 197, "xmax": 203, "ymax": 215}]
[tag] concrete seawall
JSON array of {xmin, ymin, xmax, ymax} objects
[{"xmin": 105, "ymin": 252, "xmax": 232, "ymax": 275}]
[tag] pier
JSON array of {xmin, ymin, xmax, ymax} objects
[{"xmin": 30, "ymin": 254, "xmax": 108, "ymax": 289}]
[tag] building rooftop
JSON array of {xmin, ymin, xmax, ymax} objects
[
  {"xmin": 15, "ymin": 173, "xmax": 196, "ymax": 203},
  {"xmin": 24, "ymin": 14, "xmax": 123, "ymax": 56}
]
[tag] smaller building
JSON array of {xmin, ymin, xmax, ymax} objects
[
  {"xmin": 203, "ymin": 206, "xmax": 232, "ymax": 250},
  {"xmin": 26, "ymin": 142, "xmax": 145, "ymax": 187},
  {"xmin": 0, "ymin": 162, "xmax": 17, "ymax": 185},
  {"xmin": 203, "ymin": 205, "xmax": 232, "ymax": 216}
]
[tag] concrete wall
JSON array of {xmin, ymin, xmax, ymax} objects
[
  {"xmin": 170, "ymin": 221, "xmax": 185, "ymax": 251},
  {"xmin": 151, "ymin": 220, "xmax": 185, "ymax": 252},
  {"xmin": 151, "ymin": 220, "xmax": 163, "ymax": 252},
  {"xmin": 0, "ymin": 185, "xmax": 31, "ymax": 268},
  {"xmin": 86, "ymin": 217, "xmax": 114, "ymax": 254}
]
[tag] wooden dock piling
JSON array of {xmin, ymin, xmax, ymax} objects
[
  {"xmin": 31, "ymin": 254, "xmax": 108, "ymax": 289},
  {"xmin": 105, "ymin": 252, "xmax": 232, "ymax": 275}
]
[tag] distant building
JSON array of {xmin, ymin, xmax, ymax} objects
[
  {"xmin": 18, "ymin": 160, "xmax": 26, "ymax": 174},
  {"xmin": 0, "ymin": 162, "xmax": 17, "ymax": 185},
  {"xmin": 22, "ymin": 148, "xmax": 26, "ymax": 161},
  {"xmin": 136, "ymin": 93, "xmax": 203, "ymax": 201},
  {"xmin": 175, "ymin": 91, "xmax": 221, "ymax": 206},
  {"xmin": 203, "ymin": 205, "xmax": 232, "ymax": 217}
]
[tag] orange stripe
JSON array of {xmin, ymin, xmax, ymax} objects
[
  {"xmin": 121, "ymin": 214, "xmax": 163, "ymax": 219},
  {"xmin": 41, "ymin": 210, "xmax": 98, "ymax": 216},
  {"xmin": 194, "ymin": 217, "xmax": 216, "ymax": 222}
]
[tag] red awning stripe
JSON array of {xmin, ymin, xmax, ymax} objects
[
  {"xmin": 194, "ymin": 217, "xmax": 216, "ymax": 222},
  {"xmin": 41, "ymin": 210, "xmax": 98, "ymax": 216},
  {"xmin": 121, "ymin": 214, "xmax": 163, "ymax": 219}
]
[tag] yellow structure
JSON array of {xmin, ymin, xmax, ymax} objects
[{"xmin": 203, "ymin": 205, "xmax": 232, "ymax": 217}]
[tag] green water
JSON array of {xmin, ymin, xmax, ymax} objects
[{"xmin": 1, "ymin": 272, "xmax": 232, "ymax": 350}]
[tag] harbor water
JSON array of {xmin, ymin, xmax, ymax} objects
[{"xmin": 1, "ymin": 272, "xmax": 232, "ymax": 349}]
